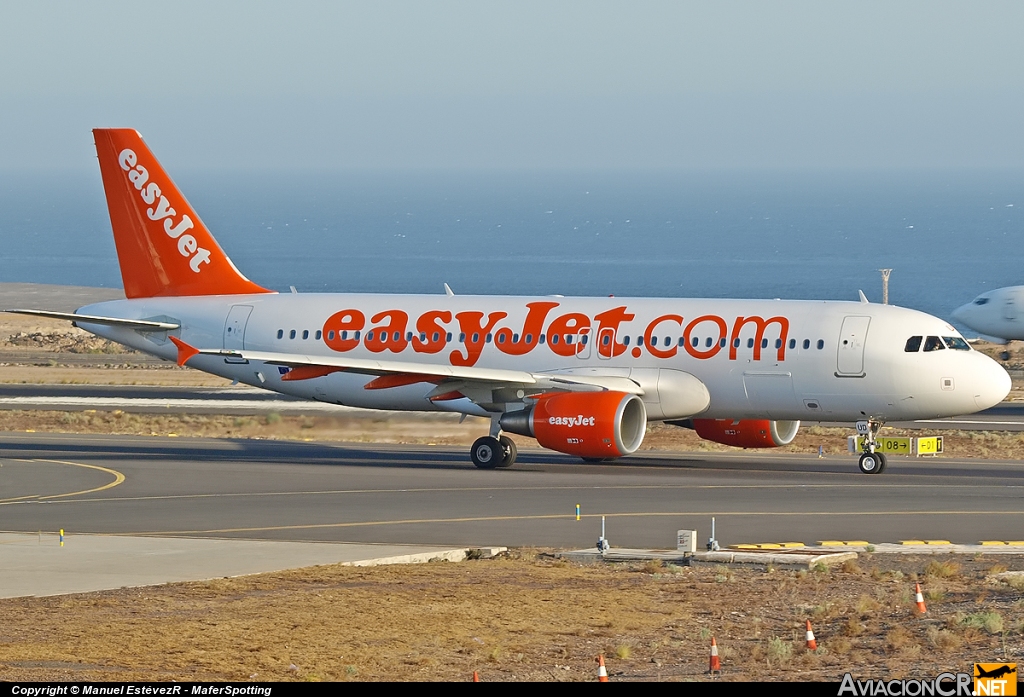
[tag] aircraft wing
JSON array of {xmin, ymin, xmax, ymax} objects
[{"xmin": 171, "ymin": 339, "xmax": 644, "ymax": 396}]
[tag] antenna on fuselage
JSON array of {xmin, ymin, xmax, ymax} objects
[
  {"xmin": 444, "ymin": 283, "xmax": 455, "ymax": 296},
  {"xmin": 858, "ymin": 290, "xmax": 869, "ymax": 304}
]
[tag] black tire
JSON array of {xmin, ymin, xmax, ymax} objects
[
  {"xmin": 471, "ymin": 436, "xmax": 503, "ymax": 469},
  {"xmin": 497, "ymin": 436, "xmax": 518, "ymax": 468},
  {"xmin": 875, "ymin": 452, "xmax": 887, "ymax": 473},
  {"xmin": 858, "ymin": 452, "xmax": 884, "ymax": 475}
]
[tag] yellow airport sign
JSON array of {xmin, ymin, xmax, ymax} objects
[
  {"xmin": 917, "ymin": 436, "xmax": 944, "ymax": 455},
  {"xmin": 852, "ymin": 436, "xmax": 913, "ymax": 455}
]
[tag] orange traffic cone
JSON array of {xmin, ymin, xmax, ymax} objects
[
  {"xmin": 473, "ymin": 671, "xmax": 479, "ymax": 682},
  {"xmin": 708, "ymin": 637, "xmax": 721, "ymax": 674},
  {"xmin": 914, "ymin": 582, "xmax": 927, "ymax": 614},
  {"xmin": 805, "ymin": 620, "xmax": 817, "ymax": 650},
  {"xmin": 596, "ymin": 654, "xmax": 609, "ymax": 682}
]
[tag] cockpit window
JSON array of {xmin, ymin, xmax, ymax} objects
[
  {"xmin": 904, "ymin": 336, "xmax": 922, "ymax": 352},
  {"xmin": 923, "ymin": 336, "xmax": 945, "ymax": 352},
  {"xmin": 974, "ymin": 297, "xmax": 990, "ymax": 305},
  {"xmin": 943, "ymin": 336, "xmax": 971, "ymax": 351}
]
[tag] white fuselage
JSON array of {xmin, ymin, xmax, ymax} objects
[
  {"xmin": 952, "ymin": 286, "xmax": 1024, "ymax": 342},
  {"xmin": 77, "ymin": 293, "xmax": 1010, "ymax": 423}
]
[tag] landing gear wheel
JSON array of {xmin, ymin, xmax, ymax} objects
[
  {"xmin": 858, "ymin": 452, "xmax": 885, "ymax": 475},
  {"xmin": 497, "ymin": 436, "xmax": 518, "ymax": 468},
  {"xmin": 471, "ymin": 436, "xmax": 503, "ymax": 469}
]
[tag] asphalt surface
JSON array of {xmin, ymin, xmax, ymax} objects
[
  {"xmin": 2, "ymin": 383, "xmax": 1024, "ymax": 427},
  {"xmin": 2, "ymin": 432, "xmax": 1022, "ymax": 549}
]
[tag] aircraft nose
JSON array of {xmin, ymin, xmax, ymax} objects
[
  {"xmin": 971, "ymin": 354, "xmax": 1011, "ymax": 411},
  {"xmin": 950, "ymin": 303, "xmax": 971, "ymax": 324}
]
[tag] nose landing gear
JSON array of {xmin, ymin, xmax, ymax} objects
[{"xmin": 855, "ymin": 419, "xmax": 887, "ymax": 474}]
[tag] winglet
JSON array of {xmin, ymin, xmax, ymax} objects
[
  {"xmin": 168, "ymin": 336, "xmax": 201, "ymax": 366},
  {"xmin": 858, "ymin": 290, "xmax": 869, "ymax": 304}
]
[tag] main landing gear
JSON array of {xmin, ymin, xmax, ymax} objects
[
  {"xmin": 470, "ymin": 435, "xmax": 517, "ymax": 469},
  {"xmin": 856, "ymin": 419, "xmax": 887, "ymax": 475}
]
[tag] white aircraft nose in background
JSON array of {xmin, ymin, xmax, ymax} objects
[{"xmin": 952, "ymin": 286, "xmax": 1024, "ymax": 343}]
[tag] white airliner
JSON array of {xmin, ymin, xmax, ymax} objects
[
  {"xmin": 952, "ymin": 286, "xmax": 1024, "ymax": 349},
  {"xmin": 6, "ymin": 129, "xmax": 1011, "ymax": 475}
]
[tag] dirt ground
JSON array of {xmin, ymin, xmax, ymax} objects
[{"xmin": 0, "ymin": 551, "xmax": 1021, "ymax": 683}]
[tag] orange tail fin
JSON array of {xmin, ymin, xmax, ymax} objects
[{"xmin": 93, "ymin": 128, "xmax": 272, "ymax": 299}]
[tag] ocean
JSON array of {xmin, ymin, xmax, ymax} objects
[{"xmin": 0, "ymin": 168, "xmax": 1020, "ymax": 333}]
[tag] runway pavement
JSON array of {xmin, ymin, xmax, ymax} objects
[
  {"xmin": 2, "ymin": 431, "xmax": 1022, "ymax": 550},
  {"xmin": 3, "ymin": 383, "xmax": 1024, "ymax": 428}
]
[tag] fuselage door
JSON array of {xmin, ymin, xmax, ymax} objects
[
  {"xmin": 836, "ymin": 315, "xmax": 870, "ymax": 376},
  {"xmin": 224, "ymin": 305, "xmax": 254, "ymax": 350},
  {"xmin": 576, "ymin": 326, "xmax": 592, "ymax": 359},
  {"xmin": 597, "ymin": 327, "xmax": 615, "ymax": 360},
  {"xmin": 1003, "ymin": 292, "xmax": 1017, "ymax": 321}
]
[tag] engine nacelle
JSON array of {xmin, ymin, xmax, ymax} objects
[
  {"xmin": 500, "ymin": 391, "xmax": 647, "ymax": 459},
  {"xmin": 691, "ymin": 418, "xmax": 800, "ymax": 448}
]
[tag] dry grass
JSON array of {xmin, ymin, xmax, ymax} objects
[{"xmin": 0, "ymin": 551, "xmax": 1022, "ymax": 682}]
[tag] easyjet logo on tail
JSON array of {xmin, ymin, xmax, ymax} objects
[{"xmin": 117, "ymin": 149, "xmax": 212, "ymax": 273}]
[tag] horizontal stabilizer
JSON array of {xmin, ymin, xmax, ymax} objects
[{"xmin": 4, "ymin": 309, "xmax": 180, "ymax": 331}]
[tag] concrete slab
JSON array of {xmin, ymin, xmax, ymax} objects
[{"xmin": 0, "ymin": 532, "xmax": 505, "ymax": 598}]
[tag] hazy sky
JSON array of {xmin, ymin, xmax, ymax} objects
[{"xmin": 2, "ymin": 1, "xmax": 1023, "ymax": 170}]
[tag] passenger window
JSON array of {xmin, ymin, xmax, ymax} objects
[
  {"xmin": 761, "ymin": 338, "xmax": 768, "ymax": 349},
  {"xmin": 406, "ymin": 332, "xmax": 413, "ymax": 341},
  {"xmin": 679, "ymin": 337, "xmax": 686, "ymax": 347},
  {"xmin": 366, "ymin": 331, "xmax": 374, "ymax": 341},
  {"xmin": 775, "ymin": 339, "xmax": 782, "ymax": 349},
  {"xmin": 445, "ymin": 332, "xmax": 452, "ymax": 342},
  {"xmin": 353, "ymin": 330, "xmax": 360, "ymax": 340},
  {"xmin": 497, "ymin": 334, "xmax": 506, "ymax": 344},
  {"xmin": 923, "ymin": 336, "xmax": 945, "ymax": 351},
  {"xmin": 733, "ymin": 338, "xmax": 740, "ymax": 348},
  {"xmin": 581, "ymin": 335, "xmax": 588, "ymax": 345},
  {"xmin": 637, "ymin": 336, "xmax": 644, "ymax": 346},
  {"xmin": 788, "ymin": 339, "xmax": 795, "ymax": 349},
  {"xmin": 664, "ymin": 336, "xmax": 671, "ymax": 347},
  {"xmin": 471, "ymin": 333, "xmax": 479, "ymax": 343},
  {"xmin": 566, "ymin": 335, "xmax": 574, "ymax": 345},
  {"xmin": 622, "ymin": 336, "xmax": 630, "ymax": 346},
  {"xmin": 904, "ymin": 336, "xmax": 922, "ymax": 352},
  {"xmin": 691, "ymin": 337, "xmax": 699, "ymax": 347},
  {"xmin": 459, "ymin": 332, "xmax": 466, "ymax": 342},
  {"xmin": 277, "ymin": 329, "xmax": 283, "ymax": 339},
  {"xmin": 432, "ymin": 332, "xmax": 439, "ymax": 342},
  {"xmin": 393, "ymin": 332, "xmax": 401, "ymax": 342},
  {"xmin": 526, "ymin": 333, "xmax": 533, "ymax": 344},
  {"xmin": 550, "ymin": 334, "xmax": 559, "ymax": 345},
  {"xmin": 974, "ymin": 297, "xmax": 989, "ymax": 305},
  {"xmin": 289, "ymin": 330, "xmax": 296, "ymax": 339},
  {"xmin": 747, "ymin": 338, "xmax": 754, "ymax": 348},
  {"xmin": 486, "ymin": 333, "xmax": 492, "ymax": 343},
  {"xmin": 720, "ymin": 338, "xmax": 727, "ymax": 348},
  {"xmin": 315, "ymin": 330, "xmax": 322, "ymax": 340},
  {"xmin": 943, "ymin": 336, "xmax": 970, "ymax": 351},
  {"xmin": 802, "ymin": 339, "xmax": 810, "ymax": 350},
  {"xmin": 816, "ymin": 340, "xmax": 824, "ymax": 350},
  {"xmin": 602, "ymin": 335, "xmax": 610, "ymax": 345},
  {"xmin": 328, "ymin": 330, "xmax": 335, "ymax": 340},
  {"xmin": 540, "ymin": 334, "xmax": 546, "ymax": 344},
  {"xmin": 513, "ymin": 333, "xmax": 519, "ymax": 343},
  {"xmin": 302, "ymin": 330, "xmax": 309, "ymax": 340}
]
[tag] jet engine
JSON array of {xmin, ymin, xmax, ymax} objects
[
  {"xmin": 690, "ymin": 418, "xmax": 800, "ymax": 448},
  {"xmin": 500, "ymin": 391, "xmax": 647, "ymax": 459}
]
